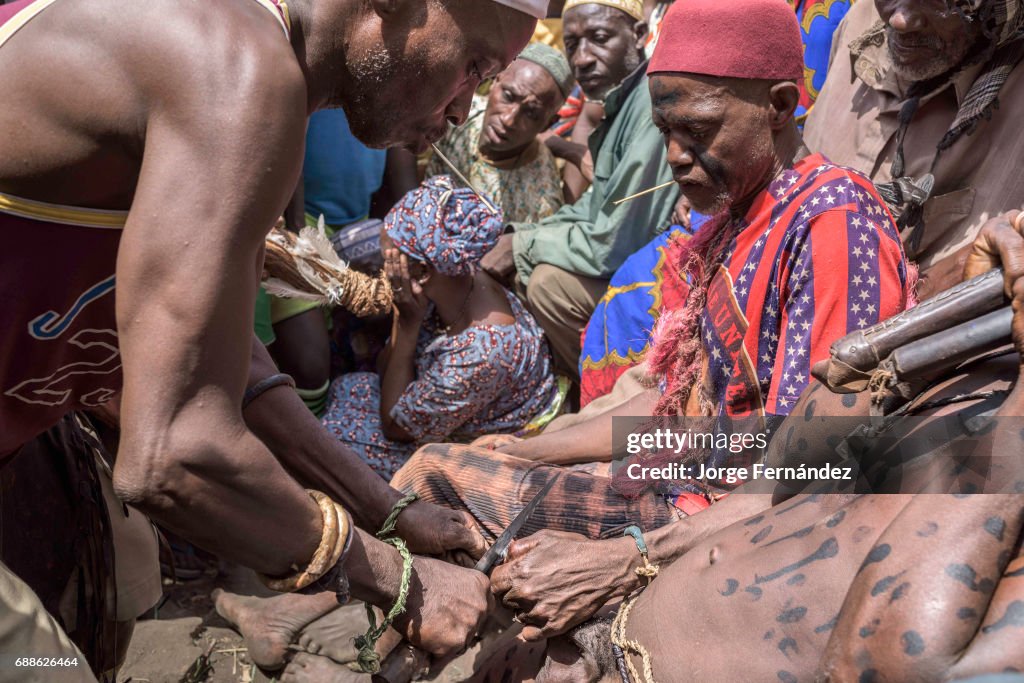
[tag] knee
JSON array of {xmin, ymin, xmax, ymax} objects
[
  {"xmin": 269, "ymin": 310, "xmax": 331, "ymax": 390},
  {"xmin": 526, "ymin": 264, "xmax": 569, "ymax": 322},
  {"xmin": 390, "ymin": 443, "xmax": 450, "ymax": 492}
]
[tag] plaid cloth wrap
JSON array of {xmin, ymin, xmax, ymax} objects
[
  {"xmin": 384, "ymin": 175, "xmax": 504, "ymax": 277},
  {"xmin": 391, "ymin": 443, "xmax": 677, "ymax": 540},
  {"xmin": 939, "ymin": 0, "xmax": 1024, "ymax": 150}
]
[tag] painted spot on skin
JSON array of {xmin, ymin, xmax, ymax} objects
[
  {"xmin": 842, "ymin": 393, "xmax": 857, "ymax": 408},
  {"xmin": 889, "ymin": 583, "xmax": 910, "ymax": 603},
  {"xmin": 1005, "ymin": 566, "xmax": 1024, "ymax": 578},
  {"xmin": 957, "ymin": 607, "xmax": 978, "ymax": 620},
  {"xmin": 804, "ymin": 400, "xmax": 816, "ymax": 419},
  {"xmin": 763, "ymin": 524, "xmax": 817, "ymax": 549},
  {"xmin": 825, "ymin": 510, "xmax": 847, "ymax": 528},
  {"xmin": 774, "ymin": 495, "xmax": 822, "ymax": 516},
  {"xmin": 946, "ymin": 564, "xmax": 996, "ymax": 593},
  {"xmin": 751, "ymin": 525, "xmax": 774, "ymax": 544},
  {"xmin": 777, "ymin": 606, "xmax": 808, "ymax": 624},
  {"xmin": 984, "ymin": 517, "xmax": 1006, "ymax": 542},
  {"xmin": 745, "ymin": 515, "xmax": 766, "ymax": 527},
  {"xmin": 814, "ymin": 615, "xmax": 838, "ymax": 634},
  {"xmin": 916, "ymin": 521, "xmax": 939, "ymax": 538},
  {"xmin": 871, "ymin": 573, "xmax": 905, "ymax": 597},
  {"xmin": 764, "ymin": 629, "xmax": 776, "ymax": 641},
  {"xmin": 901, "ymin": 631, "xmax": 925, "ymax": 656},
  {"xmin": 777, "ymin": 671, "xmax": 798, "ymax": 683},
  {"xmin": 745, "ymin": 586, "xmax": 763, "ymax": 601},
  {"xmin": 858, "ymin": 544, "xmax": 891, "ymax": 573},
  {"xmin": 755, "ymin": 538, "xmax": 839, "ymax": 584},
  {"xmin": 859, "ymin": 619, "xmax": 880, "ymax": 638},
  {"xmin": 779, "ymin": 637, "xmax": 798, "ymax": 658},
  {"xmin": 859, "ymin": 669, "xmax": 879, "ymax": 683},
  {"xmin": 852, "ymin": 525, "xmax": 874, "ymax": 543},
  {"xmin": 787, "ymin": 574, "xmax": 806, "ymax": 586},
  {"xmin": 719, "ymin": 579, "xmax": 739, "ymax": 596},
  {"xmin": 981, "ymin": 601, "xmax": 1024, "ymax": 634}
]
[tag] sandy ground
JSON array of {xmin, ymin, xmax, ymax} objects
[
  {"xmin": 117, "ymin": 564, "xmax": 543, "ymax": 683},
  {"xmin": 119, "ymin": 568, "xmax": 275, "ymax": 683}
]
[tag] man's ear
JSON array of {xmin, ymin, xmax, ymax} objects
[
  {"xmin": 767, "ymin": 81, "xmax": 801, "ymax": 130},
  {"xmin": 633, "ymin": 20, "xmax": 649, "ymax": 52}
]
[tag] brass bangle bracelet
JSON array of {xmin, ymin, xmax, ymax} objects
[{"xmin": 260, "ymin": 490, "xmax": 351, "ymax": 593}]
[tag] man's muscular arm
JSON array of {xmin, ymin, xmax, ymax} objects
[{"xmin": 112, "ymin": 33, "xmax": 320, "ymax": 575}]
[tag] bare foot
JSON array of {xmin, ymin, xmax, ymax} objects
[
  {"xmin": 295, "ymin": 602, "xmax": 368, "ymax": 664},
  {"xmin": 212, "ymin": 588, "xmax": 338, "ymax": 669},
  {"xmin": 280, "ymin": 652, "xmax": 370, "ymax": 682}
]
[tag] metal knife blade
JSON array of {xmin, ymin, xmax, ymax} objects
[{"xmin": 473, "ymin": 476, "xmax": 557, "ymax": 575}]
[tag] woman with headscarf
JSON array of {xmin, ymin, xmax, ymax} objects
[{"xmin": 321, "ymin": 176, "xmax": 563, "ymax": 479}]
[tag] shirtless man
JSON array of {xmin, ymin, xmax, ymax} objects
[{"xmin": 0, "ymin": 0, "xmax": 544, "ymax": 678}]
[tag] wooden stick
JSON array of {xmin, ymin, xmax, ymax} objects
[
  {"xmin": 430, "ymin": 143, "xmax": 499, "ymax": 214},
  {"xmin": 612, "ymin": 180, "xmax": 677, "ymax": 206}
]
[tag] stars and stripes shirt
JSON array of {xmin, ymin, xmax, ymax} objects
[{"xmin": 702, "ymin": 154, "xmax": 910, "ymax": 421}]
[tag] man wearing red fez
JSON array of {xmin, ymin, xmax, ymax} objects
[{"xmin": 385, "ymin": 0, "xmax": 917, "ymax": 665}]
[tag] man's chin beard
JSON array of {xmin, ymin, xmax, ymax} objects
[
  {"xmin": 890, "ymin": 55, "xmax": 956, "ymax": 82},
  {"xmin": 887, "ymin": 37, "xmax": 966, "ymax": 82},
  {"xmin": 690, "ymin": 190, "xmax": 734, "ymax": 217}
]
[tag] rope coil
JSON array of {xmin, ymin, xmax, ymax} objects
[
  {"xmin": 262, "ymin": 218, "xmax": 393, "ymax": 317},
  {"xmin": 349, "ymin": 493, "xmax": 419, "ymax": 674}
]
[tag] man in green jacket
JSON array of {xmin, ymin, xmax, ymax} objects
[{"xmin": 481, "ymin": 0, "xmax": 678, "ymax": 378}]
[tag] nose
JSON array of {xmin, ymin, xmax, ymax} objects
[
  {"xmin": 445, "ymin": 90, "xmax": 474, "ymax": 128},
  {"xmin": 667, "ymin": 136, "xmax": 694, "ymax": 171},
  {"xmin": 499, "ymin": 103, "xmax": 518, "ymax": 128},
  {"xmin": 887, "ymin": 2, "xmax": 928, "ymax": 32},
  {"xmin": 572, "ymin": 43, "xmax": 597, "ymax": 73}
]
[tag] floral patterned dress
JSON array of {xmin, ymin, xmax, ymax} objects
[{"xmin": 321, "ymin": 291, "xmax": 560, "ymax": 479}]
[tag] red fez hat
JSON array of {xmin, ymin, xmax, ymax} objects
[{"xmin": 648, "ymin": 0, "xmax": 804, "ymax": 81}]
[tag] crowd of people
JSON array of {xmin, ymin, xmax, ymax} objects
[{"xmin": 2, "ymin": 0, "xmax": 1024, "ymax": 681}]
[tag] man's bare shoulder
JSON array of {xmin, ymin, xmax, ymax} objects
[
  {"xmin": 125, "ymin": 0, "xmax": 305, "ymax": 110},
  {"xmin": 24, "ymin": 0, "xmax": 306, "ymax": 112}
]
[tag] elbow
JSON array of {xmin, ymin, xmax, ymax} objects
[
  {"xmin": 113, "ymin": 447, "xmax": 183, "ymax": 513},
  {"xmin": 112, "ymin": 427, "xmax": 223, "ymax": 514}
]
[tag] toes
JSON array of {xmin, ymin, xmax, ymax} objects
[{"xmin": 297, "ymin": 632, "xmax": 322, "ymax": 655}]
